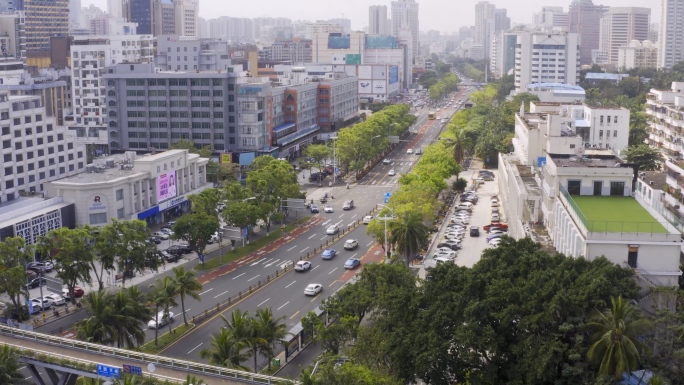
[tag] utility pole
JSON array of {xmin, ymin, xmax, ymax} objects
[{"xmin": 377, "ymin": 204, "xmax": 396, "ymax": 260}]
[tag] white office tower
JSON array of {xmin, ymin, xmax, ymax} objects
[
  {"xmin": 107, "ymin": 0, "xmax": 123, "ymax": 18},
  {"xmin": 174, "ymin": 0, "xmax": 198, "ymax": 37},
  {"xmin": 474, "ymin": 1, "xmax": 495, "ymax": 59},
  {"xmin": 69, "ymin": 0, "xmax": 82, "ymax": 28},
  {"xmin": 534, "ymin": 6, "xmax": 569, "ymax": 30},
  {"xmin": 514, "ymin": 31, "xmax": 580, "ymax": 91},
  {"xmin": 659, "ymin": 0, "xmax": 684, "ymax": 69},
  {"xmin": 391, "ymin": 0, "xmax": 419, "ymax": 60},
  {"xmin": 597, "ymin": 7, "xmax": 650, "ymax": 64},
  {"xmin": 369, "ymin": 5, "xmax": 389, "ymax": 36}
]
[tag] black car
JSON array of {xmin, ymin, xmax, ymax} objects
[
  {"xmin": 470, "ymin": 226, "xmax": 480, "ymax": 237},
  {"xmin": 166, "ymin": 246, "xmax": 185, "ymax": 256},
  {"xmin": 148, "ymin": 236, "xmax": 162, "ymax": 244},
  {"xmin": 27, "ymin": 277, "xmax": 46, "ymax": 289},
  {"xmin": 163, "ymin": 251, "xmax": 182, "ymax": 263},
  {"xmin": 26, "ymin": 262, "xmax": 47, "ymax": 274},
  {"xmin": 177, "ymin": 243, "xmax": 193, "ymax": 253}
]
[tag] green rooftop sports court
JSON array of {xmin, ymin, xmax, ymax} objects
[{"xmin": 570, "ymin": 196, "xmax": 668, "ymax": 234}]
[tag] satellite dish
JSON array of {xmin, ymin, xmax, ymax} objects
[{"xmin": 147, "ymin": 363, "xmax": 156, "ymax": 373}]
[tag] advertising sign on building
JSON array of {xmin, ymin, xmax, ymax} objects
[
  {"xmin": 157, "ymin": 172, "xmax": 177, "ymax": 202},
  {"xmin": 220, "ymin": 153, "xmax": 232, "ymax": 164},
  {"xmin": 358, "ymin": 81, "xmax": 372, "ymax": 94},
  {"xmin": 358, "ymin": 65, "xmax": 372, "ymax": 79},
  {"xmin": 372, "ymin": 80, "xmax": 387, "ymax": 94},
  {"xmin": 345, "ymin": 54, "xmax": 361, "ymax": 65},
  {"xmin": 389, "ymin": 66, "xmax": 399, "ymax": 84}
]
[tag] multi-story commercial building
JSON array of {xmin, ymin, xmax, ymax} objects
[
  {"xmin": 598, "ymin": 7, "xmax": 650, "ymax": 64},
  {"xmin": 261, "ymin": 38, "xmax": 312, "ymax": 64},
  {"xmin": 0, "ymin": 11, "xmax": 25, "ymax": 60},
  {"xmin": 474, "ymin": 1, "xmax": 495, "ymax": 60},
  {"xmin": 107, "ymin": 0, "xmax": 122, "ymax": 18},
  {"xmin": 645, "ymin": 82, "xmax": 684, "ymax": 160},
  {"xmin": 391, "ymin": 0, "xmax": 419, "ymax": 60},
  {"xmin": 659, "ymin": 0, "xmax": 684, "ymax": 69},
  {"xmin": 82, "ymin": 4, "xmax": 110, "ymax": 35},
  {"xmin": 312, "ymin": 31, "xmax": 365, "ymax": 64},
  {"xmin": 152, "ymin": 0, "xmax": 176, "ymax": 36},
  {"xmin": 155, "ymin": 35, "xmax": 232, "ymax": 71},
  {"xmin": 45, "ymin": 149, "xmax": 210, "ymax": 226},
  {"xmin": 490, "ymin": 32, "xmax": 517, "ymax": 79},
  {"xmin": 618, "ymin": 40, "xmax": 658, "ymax": 70},
  {"xmin": 0, "ymin": 91, "xmax": 87, "ymax": 202},
  {"xmin": 175, "ymin": 0, "xmax": 198, "ymax": 37},
  {"xmin": 513, "ymin": 31, "xmax": 580, "ymax": 91},
  {"xmin": 123, "ymin": 0, "xmax": 152, "ymax": 35},
  {"xmin": 0, "ymin": 0, "xmax": 22, "ymax": 13},
  {"xmin": 369, "ymin": 5, "xmax": 389, "ymax": 36},
  {"xmin": 568, "ymin": 0, "xmax": 608, "ymax": 65},
  {"xmin": 206, "ymin": 16, "xmax": 253, "ymax": 42},
  {"xmin": 534, "ymin": 6, "xmax": 569, "ymax": 30},
  {"xmin": 24, "ymin": 0, "xmax": 69, "ymax": 53},
  {"xmin": 0, "ymin": 67, "xmax": 70, "ymax": 126}
]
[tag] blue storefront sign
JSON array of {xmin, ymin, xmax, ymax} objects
[
  {"xmin": 137, "ymin": 206, "xmax": 159, "ymax": 220},
  {"xmin": 97, "ymin": 364, "xmax": 121, "ymax": 378},
  {"xmin": 122, "ymin": 364, "xmax": 142, "ymax": 376}
]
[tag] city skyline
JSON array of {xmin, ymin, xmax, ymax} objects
[{"xmin": 84, "ymin": 0, "xmax": 660, "ymax": 34}]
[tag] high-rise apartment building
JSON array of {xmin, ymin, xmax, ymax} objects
[
  {"xmin": 175, "ymin": 0, "xmax": 198, "ymax": 37},
  {"xmin": 69, "ymin": 0, "xmax": 81, "ymax": 29},
  {"xmin": 82, "ymin": 4, "xmax": 109, "ymax": 35},
  {"xmin": 123, "ymin": 0, "xmax": 152, "ymax": 35},
  {"xmin": 70, "ymin": 33, "xmax": 154, "ymax": 126},
  {"xmin": 598, "ymin": 7, "xmax": 650, "ymax": 64},
  {"xmin": 152, "ymin": 0, "xmax": 175, "ymax": 36},
  {"xmin": 659, "ymin": 0, "xmax": 684, "ymax": 69},
  {"xmin": 369, "ymin": 5, "xmax": 389, "ymax": 36},
  {"xmin": 107, "ymin": 0, "xmax": 122, "ymax": 18},
  {"xmin": 513, "ymin": 31, "xmax": 580, "ymax": 90},
  {"xmin": 0, "ymin": 0, "xmax": 23, "ymax": 13},
  {"xmin": 494, "ymin": 9, "xmax": 510, "ymax": 32},
  {"xmin": 474, "ymin": 1, "xmax": 495, "ymax": 60},
  {"xmin": 391, "ymin": 0, "xmax": 419, "ymax": 60},
  {"xmin": 568, "ymin": 0, "xmax": 608, "ymax": 65},
  {"xmin": 207, "ymin": 16, "xmax": 254, "ymax": 42},
  {"xmin": 0, "ymin": 12, "xmax": 25, "ymax": 59},
  {"xmin": 155, "ymin": 35, "xmax": 233, "ymax": 71},
  {"xmin": 618, "ymin": 40, "xmax": 658, "ymax": 70},
  {"xmin": 24, "ymin": 0, "xmax": 69, "ymax": 53},
  {"xmin": 534, "ymin": 6, "xmax": 569, "ymax": 30}
]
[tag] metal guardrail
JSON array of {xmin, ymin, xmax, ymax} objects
[{"xmin": 0, "ymin": 324, "xmax": 297, "ymax": 385}]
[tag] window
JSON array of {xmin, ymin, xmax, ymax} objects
[
  {"xmin": 567, "ymin": 180, "xmax": 581, "ymax": 195},
  {"xmin": 117, "ymin": 208, "xmax": 125, "ymax": 219},
  {"xmin": 614, "ymin": 116, "xmax": 618, "ymax": 124},
  {"xmin": 89, "ymin": 212, "xmax": 108, "ymax": 225},
  {"xmin": 627, "ymin": 245, "xmax": 638, "ymax": 268},
  {"xmin": 610, "ymin": 181, "xmax": 625, "ymax": 196},
  {"xmin": 116, "ymin": 189, "xmax": 124, "ymax": 201},
  {"xmin": 599, "ymin": 130, "xmax": 603, "ymax": 138},
  {"xmin": 613, "ymin": 130, "xmax": 617, "ymax": 137},
  {"xmin": 4, "ymin": 167, "xmax": 12, "ymax": 175},
  {"xmin": 2, "ymin": 154, "xmax": 9, "ymax": 162}
]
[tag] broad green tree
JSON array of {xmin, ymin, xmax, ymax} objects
[
  {"xmin": 304, "ymin": 144, "xmax": 331, "ymax": 179},
  {"xmin": 171, "ymin": 213, "xmax": 220, "ymax": 262},
  {"xmin": 306, "ymin": 359, "xmax": 402, "ymax": 385},
  {"xmin": 0, "ymin": 345, "xmax": 24, "ymax": 384},
  {"xmin": 622, "ymin": 144, "xmax": 664, "ymax": 171},
  {"xmin": 0, "ymin": 237, "xmax": 33, "ymax": 319},
  {"xmin": 109, "ymin": 219, "xmax": 162, "ymax": 287},
  {"xmin": 586, "ymin": 296, "xmax": 652, "ymax": 379},
  {"xmin": 189, "ymin": 188, "xmax": 221, "ymax": 219},
  {"xmin": 171, "ymin": 266, "xmax": 202, "ymax": 326}
]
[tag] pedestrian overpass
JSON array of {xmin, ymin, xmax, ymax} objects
[{"xmin": 0, "ymin": 324, "xmax": 295, "ymax": 385}]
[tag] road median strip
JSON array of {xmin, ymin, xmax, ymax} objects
[{"xmin": 137, "ymin": 322, "xmax": 195, "ymax": 354}]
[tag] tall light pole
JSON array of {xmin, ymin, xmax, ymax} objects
[
  {"xmin": 328, "ymin": 136, "xmax": 338, "ymax": 184},
  {"xmin": 377, "ymin": 204, "xmax": 396, "ymax": 260}
]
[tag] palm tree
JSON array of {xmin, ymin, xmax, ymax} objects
[
  {"xmin": 198, "ymin": 328, "xmax": 251, "ymax": 371},
  {"xmin": 221, "ymin": 309, "xmax": 265, "ymax": 373},
  {"xmin": 254, "ymin": 307, "xmax": 289, "ymax": 371},
  {"xmin": 182, "ymin": 374, "xmax": 206, "ymax": 385},
  {"xmin": 0, "ymin": 345, "xmax": 24, "ymax": 384},
  {"xmin": 148, "ymin": 276, "xmax": 178, "ymax": 345},
  {"xmin": 111, "ymin": 290, "xmax": 146, "ymax": 348},
  {"xmin": 171, "ymin": 266, "xmax": 202, "ymax": 326},
  {"xmin": 442, "ymin": 126, "xmax": 473, "ymax": 166},
  {"xmin": 586, "ymin": 296, "xmax": 652, "ymax": 379},
  {"xmin": 389, "ymin": 210, "xmax": 430, "ymax": 265},
  {"xmin": 75, "ymin": 291, "xmax": 118, "ymax": 345},
  {"xmin": 124, "ymin": 285, "xmax": 154, "ymax": 325}
]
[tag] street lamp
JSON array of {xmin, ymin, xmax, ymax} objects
[{"xmin": 377, "ymin": 204, "xmax": 397, "ymax": 260}]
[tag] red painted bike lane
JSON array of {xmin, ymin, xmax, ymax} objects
[{"xmin": 198, "ymin": 216, "xmax": 323, "ymax": 285}]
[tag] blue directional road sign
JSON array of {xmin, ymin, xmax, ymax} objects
[
  {"xmin": 383, "ymin": 192, "xmax": 392, "ymax": 204},
  {"xmin": 122, "ymin": 364, "xmax": 142, "ymax": 376},
  {"xmin": 97, "ymin": 364, "xmax": 121, "ymax": 378},
  {"xmin": 199, "ymin": 253, "xmax": 204, "ymax": 263}
]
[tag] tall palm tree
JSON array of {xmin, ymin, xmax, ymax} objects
[
  {"xmin": 221, "ymin": 309, "xmax": 265, "ymax": 373},
  {"xmin": 254, "ymin": 307, "xmax": 289, "ymax": 371},
  {"xmin": 171, "ymin": 266, "xmax": 202, "ymax": 326},
  {"xmin": 198, "ymin": 328, "xmax": 251, "ymax": 371},
  {"xmin": 148, "ymin": 276, "xmax": 178, "ymax": 346},
  {"xmin": 75, "ymin": 291, "xmax": 118, "ymax": 345},
  {"xmin": 586, "ymin": 296, "xmax": 652, "ymax": 379},
  {"xmin": 111, "ymin": 290, "xmax": 146, "ymax": 349},
  {"xmin": 182, "ymin": 374, "xmax": 206, "ymax": 385},
  {"xmin": 442, "ymin": 125, "xmax": 474, "ymax": 166},
  {"xmin": 124, "ymin": 285, "xmax": 154, "ymax": 325},
  {"xmin": 389, "ymin": 210, "xmax": 430, "ymax": 265},
  {"xmin": 0, "ymin": 345, "xmax": 24, "ymax": 384}
]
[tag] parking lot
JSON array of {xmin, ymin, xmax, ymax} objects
[{"xmin": 424, "ymin": 168, "xmax": 503, "ymax": 269}]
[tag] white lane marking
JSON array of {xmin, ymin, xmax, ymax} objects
[
  {"xmin": 187, "ymin": 343, "xmax": 203, "ymax": 354},
  {"xmin": 334, "ymin": 220, "xmax": 343, "ymax": 226},
  {"xmin": 351, "ymin": 214, "xmax": 358, "ymax": 219},
  {"xmin": 214, "ymin": 290, "xmax": 229, "ymax": 298},
  {"xmin": 312, "ymin": 265, "xmax": 320, "ymax": 271},
  {"xmin": 308, "ymin": 234, "xmax": 317, "ymax": 239},
  {"xmin": 338, "ymin": 214, "xmax": 344, "ymax": 219},
  {"xmin": 321, "ymin": 219, "xmax": 331, "ymax": 226},
  {"xmin": 199, "ymin": 288, "xmax": 213, "ymax": 295},
  {"xmin": 247, "ymin": 274, "xmax": 260, "ymax": 282},
  {"xmin": 300, "ymin": 247, "xmax": 309, "ymax": 253},
  {"xmin": 320, "ymin": 236, "xmax": 328, "ymax": 240},
  {"xmin": 287, "ymin": 245, "xmax": 297, "ymax": 251},
  {"xmin": 352, "ymin": 253, "xmax": 358, "ymax": 258},
  {"xmin": 258, "ymin": 298, "xmax": 270, "ymax": 307},
  {"xmin": 277, "ymin": 302, "xmax": 289, "ymax": 311},
  {"xmin": 264, "ymin": 259, "xmax": 280, "ymax": 267},
  {"xmin": 285, "ymin": 281, "xmax": 296, "ymax": 288},
  {"xmin": 329, "ymin": 267, "xmax": 338, "ymax": 275},
  {"xmin": 366, "ymin": 241, "xmax": 374, "ymax": 247},
  {"xmin": 232, "ymin": 273, "xmax": 246, "ymax": 280}
]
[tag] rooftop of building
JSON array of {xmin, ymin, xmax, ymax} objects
[
  {"xmin": 526, "ymin": 83, "xmax": 585, "ymax": 92},
  {"xmin": 585, "ymin": 72, "xmax": 630, "ymax": 81},
  {"xmin": 550, "ymin": 151, "xmax": 624, "ymax": 168},
  {"xmin": 571, "ymin": 195, "xmax": 668, "ymax": 234},
  {"xmin": 639, "ymin": 171, "xmax": 667, "ymax": 189}
]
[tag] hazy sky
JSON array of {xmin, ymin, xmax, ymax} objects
[{"xmin": 85, "ymin": 0, "xmax": 661, "ymax": 34}]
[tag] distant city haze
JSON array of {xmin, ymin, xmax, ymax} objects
[{"xmin": 85, "ymin": 0, "xmax": 659, "ymax": 34}]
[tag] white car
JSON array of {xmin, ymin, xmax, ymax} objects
[
  {"xmin": 304, "ymin": 283, "xmax": 323, "ymax": 296},
  {"xmin": 436, "ymin": 247, "xmax": 456, "ymax": 254},
  {"xmin": 362, "ymin": 215, "xmax": 373, "ymax": 224},
  {"xmin": 294, "ymin": 261, "xmax": 311, "ymax": 272},
  {"xmin": 388, "ymin": 169, "xmax": 396, "ymax": 176},
  {"xmin": 31, "ymin": 298, "xmax": 51, "ymax": 310},
  {"xmin": 488, "ymin": 238, "xmax": 503, "ymax": 247},
  {"xmin": 324, "ymin": 205, "xmax": 334, "ymax": 213},
  {"xmin": 326, "ymin": 225, "xmax": 340, "ymax": 235},
  {"xmin": 44, "ymin": 294, "xmax": 66, "ymax": 306},
  {"xmin": 153, "ymin": 232, "xmax": 169, "ymax": 240},
  {"xmin": 343, "ymin": 239, "xmax": 359, "ymax": 250},
  {"xmin": 148, "ymin": 311, "xmax": 174, "ymax": 329},
  {"xmin": 406, "ymin": 148, "xmax": 414, "ymax": 154}
]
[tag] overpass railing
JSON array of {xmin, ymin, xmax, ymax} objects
[{"xmin": 0, "ymin": 324, "xmax": 297, "ymax": 385}]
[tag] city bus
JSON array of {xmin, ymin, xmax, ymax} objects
[{"xmin": 428, "ymin": 111, "xmax": 436, "ymax": 120}]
